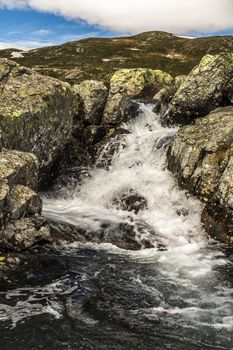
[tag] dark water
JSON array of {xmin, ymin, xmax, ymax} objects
[
  {"xmin": 0, "ymin": 243, "xmax": 233, "ymax": 350},
  {"xmin": 1, "ymin": 104, "xmax": 233, "ymax": 349}
]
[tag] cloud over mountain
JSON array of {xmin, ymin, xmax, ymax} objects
[{"xmin": 0, "ymin": 0, "xmax": 233, "ymax": 34}]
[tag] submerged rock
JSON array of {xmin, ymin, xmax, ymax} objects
[
  {"xmin": 50, "ymin": 219, "xmax": 157, "ymax": 251},
  {"xmin": 103, "ymin": 68, "xmax": 172, "ymax": 125},
  {"xmin": 73, "ymin": 80, "xmax": 108, "ymax": 125},
  {"xmin": 111, "ymin": 188, "xmax": 148, "ymax": 214},
  {"xmin": 0, "ymin": 58, "xmax": 78, "ymax": 176},
  {"xmin": 163, "ymin": 53, "xmax": 233, "ymax": 125},
  {"xmin": 167, "ymin": 106, "xmax": 233, "ymax": 241}
]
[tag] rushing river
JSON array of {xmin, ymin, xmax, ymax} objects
[{"xmin": 0, "ymin": 104, "xmax": 233, "ymax": 349}]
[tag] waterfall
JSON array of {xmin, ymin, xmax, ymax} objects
[{"xmin": 1, "ymin": 104, "xmax": 233, "ymax": 347}]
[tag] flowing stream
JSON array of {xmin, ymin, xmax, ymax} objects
[{"xmin": 0, "ymin": 104, "xmax": 233, "ymax": 349}]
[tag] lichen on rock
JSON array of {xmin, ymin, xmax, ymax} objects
[
  {"xmin": 103, "ymin": 68, "xmax": 172, "ymax": 125},
  {"xmin": 6, "ymin": 185, "xmax": 42, "ymax": 220},
  {"xmin": 0, "ymin": 149, "xmax": 48, "ymax": 251},
  {"xmin": 153, "ymin": 74, "xmax": 186, "ymax": 114},
  {"xmin": 73, "ymin": 80, "xmax": 108, "ymax": 125},
  {"xmin": 0, "ymin": 58, "xmax": 79, "ymax": 177},
  {"xmin": 163, "ymin": 53, "xmax": 233, "ymax": 125},
  {"xmin": 0, "ymin": 215, "xmax": 51, "ymax": 251},
  {"xmin": 167, "ymin": 106, "xmax": 233, "ymax": 240}
]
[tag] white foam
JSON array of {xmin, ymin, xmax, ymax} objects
[{"xmin": 35, "ymin": 103, "xmax": 233, "ymax": 330}]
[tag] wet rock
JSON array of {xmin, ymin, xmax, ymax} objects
[
  {"xmin": 167, "ymin": 106, "xmax": 233, "ymax": 240},
  {"xmin": 176, "ymin": 208, "xmax": 189, "ymax": 217},
  {"xmin": 6, "ymin": 185, "xmax": 42, "ymax": 220},
  {"xmin": 103, "ymin": 68, "xmax": 172, "ymax": 125},
  {"xmin": 111, "ymin": 188, "xmax": 148, "ymax": 214},
  {"xmin": 153, "ymin": 135, "xmax": 174, "ymax": 150},
  {"xmin": 73, "ymin": 80, "xmax": 108, "ymax": 125},
  {"xmin": 83, "ymin": 125, "xmax": 107, "ymax": 145},
  {"xmin": 0, "ymin": 216, "xmax": 51, "ymax": 252},
  {"xmin": 95, "ymin": 128, "xmax": 130, "ymax": 168},
  {"xmin": 0, "ymin": 58, "xmax": 78, "ymax": 176},
  {"xmin": 51, "ymin": 136, "xmax": 91, "ymax": 193},
  {"xmin": 50, "ymin": 219, "xmax": 155, "ymax": 251},
  {"xmin": 162, "ymin": 53, "xmax": 233, "ymax": 125}
]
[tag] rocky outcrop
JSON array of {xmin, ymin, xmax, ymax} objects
[
  {"xmin": 0, "ymin": 58, "xmax": 78, "ymax": 177},
  {"xmin": 103, "ymin": 68, "xmax": 173, "ymax": 125},
  {"xmin": 153, "ymin": 75, "xmax": 186, "ymax": 114},
  {"xmin": 167, "ymin": 107, "xmax": 233, "ymax": 241},
  {"xmin": 162, "ymin": 53, "xmax": 233, "ymax": 125},
  {"xmin": 0, "ymin": 149, "xmax": 51, "ymax": 251},
  {"xmin": 73, "ymin": 80, "xmax": 108, "ymax": 125}
]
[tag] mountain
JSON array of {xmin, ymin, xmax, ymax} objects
[{"xmin": 1, "ymin": 31, "xmax": 233, "ymax": 84}]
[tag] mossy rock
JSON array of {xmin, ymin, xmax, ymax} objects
[
  {"xmin": 167, "ymin": 106, "xmax": 233, "ymax": 241},
  {"xmin": 163, "ymin": 53, "xmax": 233, "ymax": 125},
  {"xmin": 0, "ymin": 58, "xmax": 79, "ymax": 177}
]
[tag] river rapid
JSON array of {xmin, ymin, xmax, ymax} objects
[{"xmin": 0, "ymin": 104, "xmax": 233, "ymax": 349}]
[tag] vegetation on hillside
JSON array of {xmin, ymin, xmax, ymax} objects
[{"xmin": 1, "ymin": 31, "xmax": 233, "ymax": 84}]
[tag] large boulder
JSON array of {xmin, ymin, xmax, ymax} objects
[
  {"xmin": 162, "ymin": 53, "xmax": 233, "ymax": 125},
  {"xmin": 0, "ymin": 149, "xmax": 39, "ymax": 225},
  {"xmin": 0, "ymin": 149, "xmax": 51, "ymax": 251},
  {"xmin": 73, "ymin": 80, "xmax": 108, "ymax": 125},
  {"xmin": 0, "ymin": 58, "xmax": 78, "ymax": 176},
  {"xmin": 167, "ymin": 107, "xmax": 233, "ymax": 241},
  {"xmin": 103, "ymin": 68, "xmax": 173, "ymax": 125},
  {"xmin": 153, "ymin": 75, "xmax": 186, "ymax": 114}
]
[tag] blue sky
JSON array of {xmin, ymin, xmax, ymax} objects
[
  {"xmin": 0, "ymin": 1, "xmax": 233, "ymax": 50},
  {"xmin": 0, "ymin": 8, "xmax": 123, "ymax": 49}
]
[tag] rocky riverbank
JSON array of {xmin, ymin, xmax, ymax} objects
[
  {"xmin": 0, "ymin": 52, "xmax": 232, "ymax": 253},
  {"xmin": 163, "ymin": 53, "xmax": 233, "ymax": 244}
]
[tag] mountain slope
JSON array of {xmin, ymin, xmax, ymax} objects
[{"xmin": 1, "ymin": 31, "xmax": 233, "ymax": 84}]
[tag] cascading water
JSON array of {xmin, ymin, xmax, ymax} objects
[{"xmin": 0, "ymin": 104, "xmax": 233, "ymax": 350}]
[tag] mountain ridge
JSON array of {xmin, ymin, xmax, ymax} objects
[{"xmin": 1, "ymin": 30, "xmax": 233, "ymax": 84}]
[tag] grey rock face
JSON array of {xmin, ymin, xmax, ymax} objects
[
  {"xmin": 6, "ymin": 185, "xmax": 42, "ymax": 220},
  {"xmin": 0, "ymin": 58, "xmax": 78, "ymax": 175},
  {"xmin": 153, "ymin": 75, "xmax": 186, "ymax": 114},
  {"xmin": 0, "ymin": 149, "xmax": 38, "ymax": 191},
  {"xmin": 167, "ymin": 107, "xmax": 233, "ymax": 241},
  {"xmin": 0, "ymin": 149, "xmax": 49, "ymax": 251},
  {"xmin": 0, "ymin": 216, "xmax": 51, "ymax": 251},
  {"xmin": 73, "ymin": 80, "xmax": 108, "ymax": 125},
  {"xmin": 163, "ymin": 53, "xmax": 233, "ymax": 125},
  {"xmin": 103, "ymin": 68, "xmax": 173, "ymax": 126}
]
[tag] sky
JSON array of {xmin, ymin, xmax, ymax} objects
[{"xmin": 0, "ymin": 0, "xmax": 233, "ymax": 50}]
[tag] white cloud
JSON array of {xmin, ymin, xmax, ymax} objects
[
  {"xmin": 32, "ymin": 29, "xmax": 52, "ymax": 36},
  {"xmin": 0, "ymin": 39, "xmax": 54, "ymax": 50},
  {"xmin": 0, "ymin": 0, "xmax": 233, "ymax": 34}
]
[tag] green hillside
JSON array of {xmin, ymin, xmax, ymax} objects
[{"xmin": 1, "ymin": 31, "xmax": 233, "ymax": 84}]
